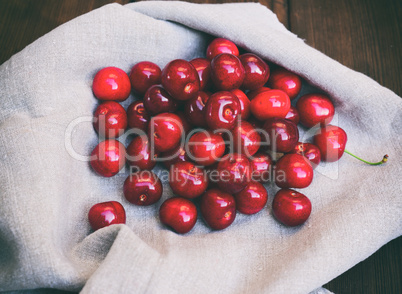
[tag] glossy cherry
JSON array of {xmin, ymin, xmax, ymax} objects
[
  {"xmin": 232, "ymin": 121, "xmax": 261, "ymax": 156},
  {"xmin": 123, "ymin": 171, "xmax": 162, "ymax": 206},
  {"xmin": 231, "ymin": 89, "xmax": 250, "ymax": 119},
  {"xmin": 160, "ymin": 144, "xmax": 189, "ymax": 169},
  {"xmin": 92, "ymin": 67, "xmax": 131, "ymax": 101},
  {"xmin": 169, "ymin": 162, "xmax": 209, "ymax": 199},
  {"xmin": 200, "ymin": 189, "xmax": 236, "ymax": 230},
  {"xmin": 126, "ymin": 100, "xmax": 150, "ymax": 132},
  {"xmin": 263, "ymin": 118, "xmax": 299, "ymax": 153},
  {"xmin": 249, "ymin": 152, "xmax": 273, "ymax": 182},
  {"xmin": 285, "ymin": 106, "xmax": 300, "ymax": 125},
  {"xmin": 190, "ymin": 58, "xmax": 212, "ymax": 91},
  {"xmin": 205, "ymin": 91, "xmax": 241, "ymax": 130},
  {"xmin": 129, "ymin": 61, "xmax": 161, "ymax": 96},
  {"xmin": 217, "ymin": 153, "xmax": 252, "ymax": 194},
  {"xmin": 210, "ymin": 53, "xmax": 245, "ymax": 91},
  {"xmin": 159, "ymin": 197, "xmax": 198, "ymax": 234},
  {"xmin": 184, "ymin": 91, "xmax": 210, "ymax": 127},
  {"xmin": 149, "ymin": 113, "xmax": 183, "ymax": 152},
  {"xmin": 143, "ymin": 85, "xmax": 178, "ymax": 115},
  {"xmin": 275, "ymin": 154, "xmax": 313, "ymax": 188},
  {"xmin": 291, "ymin": 142, "xmax": 321, "ymax": 168},
  {"xmin": 247, "ymin": 86, "xmax": 271, "ymax": 100},
  {"xmin": 250, "ymin": 89, "xmax": 291, "ymax": 121},
  {"xmin": 272, "ymin": 189, "xmax": 312, "ymax": 226},
  {"xmin": 176, "ymin": 111, "xmax": 192, "ymax": 135},
  {"xmin": 187, "ymin": 131, "xmax": 226, "ymax": 166},
  {"xmin": 93, "ymin": 101, "xmax": 127, "ymax": 138},
  {"xmin": 313, "ymin": 125, "xmax": 347, "ymax": 162},
  {"xmin": 90, "ymin": 140, "xmax": 126, "ymax": 177},
  {"xmin": 296, "ymin": 93, "xmax": 335, "ymax": 128},
  {"xmin": 239, "ymin": 53, "xmax": 270, "ymax": 91},
  {"xmin": 235, "ymin": 181, "xmax": 268, "ymax": 214},
  {"xmin": 88, "ymin": 201, "xmax": 126, "ymax": 231},
  {"xmin": 267, "ymin": 67, "xmax": 302, "ymax": 100},
  {"xmin": 161, "ymin": 59, "xmax": 200, "ymax": 101},
  {"xmin": 126, "ymin": 135, "xmax": 157, "ymax": 170},
  {"xmin": 206, "ymin": 38, "xmax": 239, "ymax": 60}
]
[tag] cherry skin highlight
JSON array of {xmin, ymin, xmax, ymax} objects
[
  {"xmin": 160, "ymin": 144, "xmax": 189, "ymax": 169},
  {"xmin": 187, "ymin": 131, "xmax": 226, "ymax": 166},
  {"xmin": 90, "ymin": 140, "xmax": 126, "ymax": 177},
  {"xmin": 200, "ymin": 189, "xmax": 236, "ymax": 230},
  {"xmin": 129, "ymin": 61, "xmax": 161, "ymax": 96},
  {"xmin": 93, "ymin": 101, "xmax": 127, "ymax": 138},
  {"xmin": 210, "ymin": 53, "xmax": 245, "ymax": 91},
  {"xmin": 272, "ymin": 189, "xmax": 312, "ymax": 226},
  {"xmin": 267, "ymin": 67, "xmax": 302, "ymax": 100},
  {"xmin": 249, "ymin": 152, "xmax": 273, "ymax": 182},
  {"xmin": 206, "ymin": 38, "xmax": 239, "ymax": 60},
  {"xmin": 231, "ymin": 89, "xmax": 250, "ymax": 120},
  {"xmin": 126, "ymin": 135, "xmax": 157, "ymax": 171},
  {"xmin": 159, "ymin": 197, "xmax": 198, "ymax": 234},
  {"xmin": 232, "ymin": 121, "xmax": 261, "ymax": 156},
  {"xmin": 239, "ymin": 53, "xmax": 270, "ymax": 91},
  {"xmin": 205, "ymin": 91, "xmax": 241, "ymax": 130},
  {"xmin": 123, "ymin": 171, "xmax": 163, "ymax": 206},
  {"xmin": 235, "ymin": 181, "xmax": 268, "ymax": 214},
  {"xmin": 93, "ymin": 67, "xmax": 131, "ymax": 101},
  {"xmin": 149, "ymin": 113, "xmax": 183, "ymax": 153},
  {"xmin": 250, "ymin": 89, "xmax": 291, "ymax": 121},
  {"xmin": 291, "ymin": 142, "xmax": 321, "ymax": 168},
  {"xmin": 313, "ymin": 125, "xmax": 347, "ymax": 162},
  {"xmin": 169, "ymin": 162, "xmax": 209, "ymax": 199},
  {"xmin": 217, "ymin": 153, "xmax": 252, "ymax": 194},
  {"xmin": 285, "ymin": 106, "xmax": 300, "ymax": 125},
  {"xmin": 190, "ymin": 58, "xmax": 212, "ymax": 91},
  {"xmin": 88, "ymin": 201, "xmax": 126, "ymax": 231},
  {"xmin": 184, "ymin": 91, "xmax": 210, "ymax": 128},
  {"xmin": 143, "ymin": 85, "xmax": 178, "ymax": 115},
  {"xmin": 263, "ymin": 118, "xmax": 299, "ymax": 153},
  {"xmin": 275, "ymin": 154, "xmax": 313, "ymax": 189},
  {"xmin": 126, "ymin": 100, "xmax": 150, "ymax": 132},
  {"xmin": 296, "ymin": 93, "xmax": 335, "ymax": 128}
]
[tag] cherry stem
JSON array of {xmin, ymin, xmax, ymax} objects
[{"xmin": 344, "ymin": 149, "xmax": 388, "ymax": 166}]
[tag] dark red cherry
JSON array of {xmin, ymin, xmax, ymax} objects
[
  {"xmin": 267, "ymin": 68, "xmax": 302, "ymax": 100},
  {"xmin": 160, "ymin": 144, "xmax": 189, "ymax": 169},
  {"xmin": 190, "ymin": 58, "xmax": 212, "ymax": 91},
  {"xmin": 123, "ymin": 171, "xmax": 162, "ymax": 206},
  {"xmin": 313, "ymin": 125, "xmax": 347, "ymax": 162},
  {"xmin": 184, "ymin": 91, "xmax": 210, "ymax": 127},
  {"xmin": 285, "ymin": 106, "xmax": 300, "ymax": 125},
  {"xmin": 263, "ymin": 118, "xmax": 299, "ymax": 153},
  {"xmin": 159, "ymin": 197, "xmax": 198, "ymax": 234},
  {"xmin": 200, "ymin": 189, "xmax": 236, "ymax": 230},
  {"xmin": 247, "ymin": 86, "xmax": 271, "ymax": 100},
  {"xmin": 129, "ymin": 61, "xmax": 161, "ymax": 96},
  {"xmin": 126, "ymin": 100, "xmax": 150, "ymax": 132},
  {"xmin": 175, "ymin": 111, "xmax": 192, "ymax": 135},
  {"xmin": 275, "ymin": 154, "xmax": 313, "ymax": 188},
  {"xmin": 187, "ymin": 131, "xmax": 226, "ymax": 166},
  {"xmin": 231, "ymin": 89, "xmax": 250, "ymax": 119},
  {"xmin": 149, "ymin": 113, "xmax": 183, "ymax": 152},
  {"xmin": 143, "ymin": 85, "xmax": 178, "ymax": 115},
  {"xmin": 249, "ymin": 152, "xmax": 273, "ymax": 182},
  {"xmin": 88, "ymin": 201, "xmax": 126, "ymax": 231},
  {"xmin": 92, "ymin": 67, "xmax": 131, "ymax": 101},
  {"xmin": 250, "ymin": 89, "xmax": 291, "ymax": 120},
  {"xmin": 126, "ymin": 135, "xmax": 157, "ymax": 170},
  {"xmin": 217, "ymin": 153, "xmax": 252, "ymax": 194},
  {"xmin": 205, "ymin": 91, "xmax": 241, "ymax": 130},
  {"xmin": 296, "ymin": 93, "xmax": 335, "ymax": 128},
  {"xmin": 161, "ymin": 59, "xmax": 200, "ymax": 101},
  {"xmin": 232, "ymin": 121, "xmax": 261, "ymax": 156},
  {"xmin": 239, "ymin": 53, "xmax": 270, "ymax": 91},
  {"xmin": 206, "ymin": 38, "xmax": 239, "ymax": 60},
  {"xmin": 291, "ymin": 142, "xmax": 321, "ymax": 168},
  {"xmin": 169, "ymin": 162, "xmax": 209, "ymax": 199},
  {"xmin": 90, "ymin": 140, "xmax": 126, "ymax": 177},
  {"xmin": 93, "ymin": 101, "xmax": 127, "ymax": 138},
  {"xmin": 272, "ymin": 189, "xmax": 311, "ymax": 226},
  {"xmin": 210, "ymin": 53, "xmax": 245, "ymax": 91},
  {"xmin": 235, "ymin": 181, "xmax": 268, "ymax": 214}
]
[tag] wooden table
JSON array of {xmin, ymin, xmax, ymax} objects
[{"xmin": 0, "ymin": 0, "xmax": 401, "ymax": 293}]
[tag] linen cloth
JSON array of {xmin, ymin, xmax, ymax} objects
[{"xmin": 0, "ymin": 1, "xmax": 401, "ymax": 293}]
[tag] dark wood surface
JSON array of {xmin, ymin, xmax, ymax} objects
[{"xmin": 0, "ymin": 0, "xmax": 400, "ymax": 293}]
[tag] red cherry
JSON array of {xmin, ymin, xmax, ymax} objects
[
  {"xmin": 250, "ymin": 89, "xmax": 291, "ymax": 120},
  {"xmin": 126, "ymin": 135, "xmax": 157, "ymax": 170},
  {"xmin": 205, "ymin": 91, "xmax": 241, "ymax": 130},
  {"xmin": 247, "ymin": 86, "xmax": 271, "ymax": 100},
  {"xmin": 169, "ymin": 162, "xmax": 209, "ymax": 199},
  {"xmin": 275, "ymin": 154, "xmax": 313, "ymax": 188},
  {"xmin": 285, "ymin": 106, "xmax": 300, "ymax": 125},
  {"xmin": 126, "ymin": 100, "xmax": 150, "ymax": 132},
  {"xmin": 232, "ymin": 121, "xmax": 261, "ymax": 156},
  {"xmin": 90, "ymin": 140, "xmax": 126, "ymax": 177},
  {"xmin": 272, "ymin": 189, "xmax": 311, "ymax": 226},
  {"xmin": 184, "ymin": 91, "xmax": 210, "ymax": 127},
  {"xmin": 200, "ymin": 189, "xmax": 236, "ymax": 230},
  {"xmin": 129, "ymin": 61, "xmax": 161, "ymax": 96},
  {"xmin": 187, "ymin": 131, "xmax": 226, "ymax": 166},
  {"xmin": 231, "ymin": 89, "xmax": 250, "ymax": 120},
  {"xmin": 161, "ymin": 59, "xmax": 200, "ymax": 101},
  {"xmin": 160, "ymin": 144, "xmax": 189, "ymax": 169},
  {"xmin": 217, "ymin": 153, "xmax": 252, "ymax": 194},
  {"xmin": 291, "ymin": 142, "xmax": 321, "ymax": 168},
  {"xmin": 92, "ymin": 67, "xmax": 131, "ymax": 101},
  {"xmin": 249, "ymin": 152, "xmax": 273, "ymax": 182},
  {"xmin": 190, "ymin": 58, "xmax": 212, "ymax": 91},
  {"xmin": 296, "ymin": 93, "xmax": 335, "ymax": 128},
  {"xmin": 235, "ymin": 181, "xmax": 268, "ymax": 214},
  {"xmin": 206, "ymin": 38, "xmax": 239, "ymax": 60},
  {"xmin": 123, "ymin": 171, "xmax": 162, "ymax": 206},
  {"xmin": 143, "ymin": 85, "xmax": 178, "ymax": 115},
  {"xmin": 263, "ymin": 118, "xmax": 299, "ymax": 153},
  {"xmin": 159, "ymin": 197, "xmax": 198, "ymax": 234},
  {"xmin": 239, "ymin": 53, "xmax": 270, "ymax": 91},
  {"xmin": 313, "ymin": 125, "xmax": 347, "ymax": 162},
  {"xmin": 175, "ymin": 111, "xmax": 192, "ymax": 135},
  {"xmin": 149, "ymin": 113, "xmax": 183, "ymax": 152},
  {"xmin": 267, "ymin": 68, "xmax": 302, "ymax": 100},
  {"xmin": 88, "ymin": 201, "xmax": 126, "ymax": 231},
  {"xmin": 93, "ymin": 101, "xmax": 127, "ymax": 138},
  {"xmin": 210, "ymin": 53, "xmax": 245, "ymax": 91}
]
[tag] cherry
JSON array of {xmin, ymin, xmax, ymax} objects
[
  {"xmin": 184, "ymin": 91, "xmax": 210, "ymax": 128},
  {"xmin": 205, "ymin": 91, "xmax": 241, "ymax": 130},
  {"xmin": 235, "ymin": 181, "xmax": 268, "ymax": 214},
  {"xmin": 275, "ymin": 154, "xmax": 313, "ymax": 189},
  {"xmin": 88, "ymin": 201, "xmax": 126, "ymax": 231},
  {"xmin": 250, "ymin": 89, "xmax": 291, "ymax": 121},
  {"xmin": 249, "ymin": 152, "xmax": 273, "ymax": 182},
  {"xmin": 210, "ymin": 53, "xmax": 245, "ymax": 91},
  {"xmin": 143, "ymin": 85, "xmax": 178, "ymax": 115},
  {"xmin": 272, "ymin": 189, "xmax": 311, "ymax": 226},
  {"xmin": 129, "ymin": 61, "xmax": 161, "ymax": 96},
  {"xmin": 92, "ymin": 67, "xmax": 131, "ymax": 101},
  {"xmin": 239, "ymin": 53, "xmax": 270, "ymax": 91},
  {"xmin": 296, "ymin": 93, "xmax": 335, "ymax": 128},
  {"xmin": 190, "ymin": 58, "xmax": 212, "ymax": 91},
  {"xmin": 126, "ymin": 135, "xmax": 157, "ymax": 170},
  {"xmin": 149, "ymin": 113, "xmax": 183, "ymax": 152},
  {"xmin": 313, "ymin": 124, "xmax": 347, "ymax": 162},
  {"xmin": 285, "ymin": 106, "xmax": 300, "ymax": 125},
  {"xmin": 159, "ymin": 197, "xmax": 198, "ymax": 234},
  {"xmin": 206, "ymin": 38, "xmax": 239, "ymax": 60},
  {"xmin": 90, "ymin": 140, "xmax": 126, "ymax": 177},
  {"xmin": 93, "ymin": 101, "xmax": 127, "ymax": 138},
  {"xmin": 263, "ymin": 118, "xmax": 299, "ymax": 153},
  {"xmin": 217, "ymin": 153, "xmax": 252, "ymax": 194},
  {"xmin": 291, "ymin": 142, "xmax": 321, "ymax": 168},
  {"xmin": 232, "ymin": 121, "xmax": 261, "ymax": 156},
  {"xmin": 267, "ymin": 67, "xmax": 302, "ymax": 100},
  {"xmin": 169, "ymin": 162, "xmax": 209, "ymax": 199},
  {"xmin": 126, "ymin": 100, "xmax": 150, "ymax": 132},
  {"xmin": 247, "ymin": 86, "xmax": 271, "ymax": 100},
  {"xmin": 123, "ymin": 171, "xmax": 162, "ymax": 206},
  {"xmin": 161, "ymin": 59, "xmax": 200, "ymax": 101},
  {"xmin": 200, "ymin": 189, "xmax": 236, "ymax": 230},
  {"xmin": 231, "ymin": 89, "xmax": 250, "ymax": 119},
  {"xmin": 176, "ymin": 111, "xmax": 192, "ymax": 135},
  {"xmin": 160, "ymin": 144, "xmax": 189, "ymax": 169},
  {"xmin": 187, "ymin": 131, "xmax": 226, "ymax": 166}
]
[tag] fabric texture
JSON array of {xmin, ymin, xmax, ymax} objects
[{"xmin": 0, "ymin": 2, "xmax": 401, "ymax": 293}]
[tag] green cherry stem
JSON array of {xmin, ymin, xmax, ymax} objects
[{"xmin": 344, "ymin": 149, "xmax": 389, "ymax": 166}]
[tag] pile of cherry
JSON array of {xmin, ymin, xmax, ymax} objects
[{"xmin": 87, "ymin": 38, "xmax": 387, "ymax": 234}]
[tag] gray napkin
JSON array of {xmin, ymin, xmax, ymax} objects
[{"xmin": 0, "ymin": 2, "xmax": 401, "ymax": 293}]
